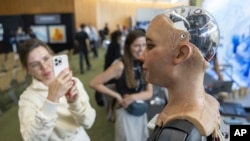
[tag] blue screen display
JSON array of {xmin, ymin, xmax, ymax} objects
[{"xmin": 203, "ymin": 0, "xmax": 250, "ymax": 88}]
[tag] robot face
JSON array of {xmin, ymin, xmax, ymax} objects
[{"xmin": 162, "ymin": 6, "xmax": 220, "ymax": 61}]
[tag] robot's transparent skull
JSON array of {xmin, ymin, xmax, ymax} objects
[{"xmin": 162, "ymin": 6, "xmax": 220, "ymax": 61}]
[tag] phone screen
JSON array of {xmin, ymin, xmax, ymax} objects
[{"xmin": 53, "ymin": 54, "xmax": 69, "ymax": 77}]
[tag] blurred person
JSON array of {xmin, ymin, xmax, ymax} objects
[
  {"xmin": 18, "ymin": 39, "xmax": 96, "ymax": 141},
  {"xmin": 207, "ymin": 54, "xmax": 224, "ymax": 81},
  {"xmin": 88, "ymin": 24, "xmax": 99, "ymax": 58},
  {"xmin": 101, "ymin": 23, "xmax": 110, "ymax": 50},
  {"xmin": 103, "ymin": 22, "xmax": 109, "ymax": 39},
  {"xmin": 204, "ymin": 54, "xmax": 224, "ymax": 88},
  {"xmin": 116, "ymin": 24, "xmax": 122, "ymax": 33},
  {"xmin": 94, "ymin": 30, "xmax": 122, "ymax": 107},
  {"xmin": 213, "ymin": 55, "xmax": 223, "ymax": 81},
  {"xmin": 27, "ymin": 27, "xmax": 37, "ymax": 39},
  {"xmin": 16, "ymin": 26, "xmax": 29, "ymax": 50},
  {"xmin": 142, "ymin": 6, "xmax": 225, "ymax": 141},
  {"xmin": 104, "ymin": 30, "xmax": 122, "ymax": 70},
  {"xmin": 122, "ymin": 25, "xmax": 129, "ymax": 36},
  {"xmin": 90, "ymin": 30, "xmax": 153, "ymax": 141},
  {"xmin": 75, "ymin": 24, "xmax": 92, "ymax": 74}
]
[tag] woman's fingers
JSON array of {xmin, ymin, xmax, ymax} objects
[
  {"xmin": 57, "ymin": 68, "xmax": 73, "ymax": 90},
  {"xmin": 57, "ymin": 68, "xmax": 72, "ymax": 81},
  {"xmin": 65, "ymin": 80, "xmax": 78, "ymax": 103},
  {"xmin": 122, "ymin": 94, "xmax": 134, "ymax": 107},
  {"xmin": 48, "ymin": 68, "xmax": 74, "ymax": 102}
]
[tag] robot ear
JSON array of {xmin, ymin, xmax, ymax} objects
[{"xmin": 173, "ymin": 42, "xmax": 193, "ymax": 65}]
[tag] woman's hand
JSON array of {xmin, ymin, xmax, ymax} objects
[
  {"xmin": 122, "ymin": 94, "xmax": 135, "ymax": 108},
  {"xmin": 114, "ymin": 94, "xmax": 123, "ymax": 109},
  {"xmin": 65, "ymin": 80, "xmax": 79, "ymax": 103},
  {"xmin": 47, "ymin": 68, "xmax": 73, "ymax": 103}
]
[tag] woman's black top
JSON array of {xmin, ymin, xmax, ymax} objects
[{"xmin": 115, "ymin": 59, "xmax": 146, "ymax": 96}]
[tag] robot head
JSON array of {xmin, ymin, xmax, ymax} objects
[{"xmin": 161, "ymin": 6, "xmax": 220, "ymax": 61}]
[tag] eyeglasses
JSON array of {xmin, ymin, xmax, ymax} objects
[{"xmin": 29, "ymin": 56, "xmax": 52, "ymax": 70}]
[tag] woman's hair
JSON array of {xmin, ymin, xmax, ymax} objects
[
  {"xmin": 18, "ymin": 39, "xmax": 54, "ymax": 69},
  {"xmin": 110, "ymin": 30, "xmax": 122, "ymax": 42},
  {"xmin": 122, "ymin": 30, "xmax": 145, "ymax": 89}
]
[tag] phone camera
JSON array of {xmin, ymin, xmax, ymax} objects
[{"xmin": 54, "ymin": 58, "xmax": 62, "ymax": 66}]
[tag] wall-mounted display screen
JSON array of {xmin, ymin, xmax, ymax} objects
[{"xmin": 31, "ymin": 25, "xmax": 48, "ymax": 43}]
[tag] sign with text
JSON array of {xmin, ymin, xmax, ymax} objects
[{"xmin": 35, "ymin": 14, "xmax": 61, "ymax": 24}]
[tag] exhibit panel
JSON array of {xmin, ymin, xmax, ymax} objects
[{"xmin": 0, "ymin": 13, "xmax": 75, "ymax": 54}]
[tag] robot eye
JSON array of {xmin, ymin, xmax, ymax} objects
[{"xmin": 180, "ymin": 33, "xmax": 186, "ymax": 39}]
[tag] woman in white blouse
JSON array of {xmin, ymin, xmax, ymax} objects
[{"xmin": 18, "ymin": 39, "xmax": 96, "ymax": 141}]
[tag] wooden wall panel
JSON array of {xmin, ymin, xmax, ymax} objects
[
  {"xmin": 0, "ymin": 0, "xmax": 74, "ymax": 15},
  {"xmin": 0, "ymin": 0, "xmax": 185, "ymax": 34},
  {"xmin": 96, "ymin": 0, "xmax": 182, "ymax": 33},
  {"xmin": 74, "ymin": 0, "xmax": 97, "ymax": 30}
]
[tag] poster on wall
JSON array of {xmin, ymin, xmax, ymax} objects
[
  {"xmin": 0, "ymin": 23, "xmax": 3, "ymax": 41},
  {"xmin": 203, "ymin": 0, "xmax": 250, "ymax": 88},
  {"xmin": 48, "ymin": 25, "xmax": 66, "ymax": 43},
  {"xmin": 31, "ymin": 25, "xmax": 48, "ymax": 43}
]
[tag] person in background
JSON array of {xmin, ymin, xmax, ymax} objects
[
  {"xmin": 27, "ymin": 27, "xmax": 37, "ymax": 39},
  {"xmin": 94, "ymin": 30, "xmax": 123, "ymax": 107},
  {"xmin": 88, "ymin": 24, "xmax": 99, "ymax": 58},
  {"xmin": 213, "ymin": 55, "xmax": 223, "ymax": 81},
  {"xmin": 16, "ymin": 26, "xmax": 29, "ymax": 50},
  {"xmin": 122, "ymin": 25, "xmax": 129, "ymax": 36},
  {"xmin": 18, "ymin": 39, "xmax": 96, "ymax": 141},
  {"xmin": 90, "ymin": 30, "xmax": 153, "ymax": 141},
  {"xmin": 115, "ymin": 24, "xmax": 122, "ymax": 33},
  {"xmin": 104, "ymin": 30, "xmax": 122, "ymax": 70},
  {"xmin": 100, "ymin": 30, "xmax": 124, "ymax": 118},
  {"xmin": 103, "ymin": 22, "xmax": 109, "ymax": 39},
  {"xmin": 75, "ymin": 24, "xmax": 92, "ymax": 74},
  {"xmin": 142, "ymin": 6, "xmax": 225, "ymax": 141},
  {"xmin": 204, "ymin": 54, "xmax": 224, "ymax": 88},
  {"xmin": 101, "ymin": 23, "xmax": 110, "ymax": 50}
]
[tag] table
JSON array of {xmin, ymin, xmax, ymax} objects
[
  {"xmin": 220, "ymin": 92, "xmax": 250, "ymax": 140},
  {"xmin": 225, "ymin": 91, "xmax": 250, "ymax": 108}
]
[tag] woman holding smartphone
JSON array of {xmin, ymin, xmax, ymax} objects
[{"xmin": 17, "ymin": 39, "xmax": 96, "ymax": 141}]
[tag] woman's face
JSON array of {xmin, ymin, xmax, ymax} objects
[
  {"xmin": 27, "ymin": 46, "xmax": 54, "ymax": 84},
  {"xmin": 130, "ymin": 36, "xmax": 146, "ymax": 60},
  {"xmin": 141, "ymin": 15, "xmax": 176, "ymax": 86}
]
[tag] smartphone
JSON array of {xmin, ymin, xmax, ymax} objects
[{"xmin": 52, "ymin": 54, "xmax": 69, "ymax": 77}]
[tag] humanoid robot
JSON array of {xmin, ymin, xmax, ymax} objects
[{"xmin": 143, "ymin": 6, "xmax": 225, "ymax": 141}]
